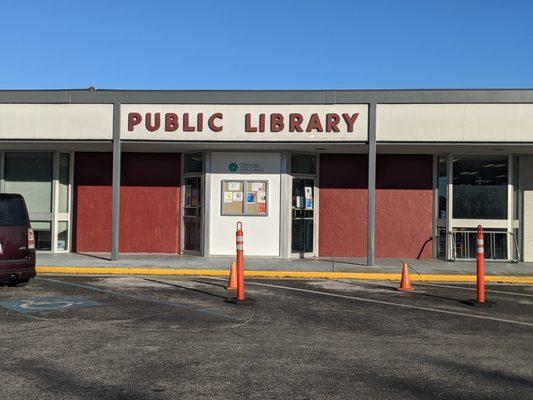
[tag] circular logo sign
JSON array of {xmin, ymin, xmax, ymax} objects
[{"xmin": 228, "ymin": 162, "xmax": 238, "ymax": 172}]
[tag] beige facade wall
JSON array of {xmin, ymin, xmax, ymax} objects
[
  {"xmin": 521, "ymin": 156, "xmax": 533, "ymax": 262},
  {"xmin": 377, "ymin": 104, "xmax": 533, "ymax": 142},
  {"xmin": 0, "ymin": 104, "xmax": 113, "ymax": 140}
]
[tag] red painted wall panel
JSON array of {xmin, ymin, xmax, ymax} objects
[
  {"xmin": 319, "ymin": 154, "xmax": 368, "ymax": 257},
  {"xmin": 120, "ymin": 153, "xmax": 180, "ymax": 253},
  {"xmin": 74, "ymin": 153, "xmax": 180, "ymax": 253},
  {"xmin": 375, "ymin": 155, "xmax": 433, "ymax": 259},
  {"xmin": 319, "ymin": 154, "xmax": 433, "ymax": 259},
  {"xmin": 73, "ymin": 153, "xmax": 112, "ymax": 252}
]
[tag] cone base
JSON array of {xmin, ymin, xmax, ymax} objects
[
  {"xmin": 396, "ymin": 287, "xmax": 414, "ymax": 292},
  {"xmin": 225, "ymin": 297, "xmax": 256, "ymax": 305},
  {"xmin": 226, "ymin": 286, "xmax": 237, "ymax": 290},
  {"xmin": 465, "ymin": 299, "xmax": 496, "ymax": 307}
]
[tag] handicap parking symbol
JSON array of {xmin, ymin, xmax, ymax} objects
[{"xmin": 0, "ymin": 296, "xmax": 103, "ymax": 314}]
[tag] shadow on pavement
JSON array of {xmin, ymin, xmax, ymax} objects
[
  {"xmin": 143, "ymin": 278, "xmax": 228, "ymax": 300},
  {"xmin": 332, "ymin": 279, "xmax": 468, "ymax": 304}
]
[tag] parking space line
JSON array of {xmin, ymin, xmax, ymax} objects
[
  {"xmin": 205, "ymin": 277, "xmax": 533, "ymax": 328},
  {"xmin": 38, "ymin": 277, "xmax": 238, "ymax": 321},
  {"xmin": 413, "ymin": 282, "xmax": 533, "ymax": 298}
]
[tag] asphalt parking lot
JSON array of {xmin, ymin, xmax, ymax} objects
[{"xmin": 0, "ymin": 276, "xmax": 532, "ymax": 400}]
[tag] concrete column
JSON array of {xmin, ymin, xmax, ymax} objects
[
  {"xmin": 280, "ymin": 151, "xmax": 291, "ymax": 258},
  {"xmin": 367, "ymin": 103, "xmax": 377, "ymax": 266},
  {"xmin": 111, "ymin": 102, "xmax": 121, "ymax": 261}
]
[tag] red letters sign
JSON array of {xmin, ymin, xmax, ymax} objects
[{"xmin": 127, "ymin": 112, "xmax": 359, "ymax": 134}]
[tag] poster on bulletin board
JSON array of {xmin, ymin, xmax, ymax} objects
[
  {"xmin": 224, "ymin": 192, "xmax": 233, "ymax": 203},
  {"xmin": 247, "ymin": 192, "xmax": 256, "ymax": 204}
]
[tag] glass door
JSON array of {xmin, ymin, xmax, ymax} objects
[
  {"xmin": 291, "ymin": 178, "xmax": 314, "ymax": 255},
  {"xmin": 183, "ymin": 176, "xmax": 202, "ymax": 253}
]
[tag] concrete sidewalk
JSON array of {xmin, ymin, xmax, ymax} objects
[{"xmin": 36, "ymin": 253, "xmax": 533, "ymax": 279}]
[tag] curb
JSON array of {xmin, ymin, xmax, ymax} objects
[{"xmin": 35, "ymin": 266, "xmax": 533, "ymax": 284}]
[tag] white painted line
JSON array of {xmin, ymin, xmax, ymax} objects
[
  {"xmin": 205, "ymin": 277, "xmax": 533, "ymax": 328},
  {"xmin": 415, "ymin": 282, "xmax": 533, "ymax": 298}
]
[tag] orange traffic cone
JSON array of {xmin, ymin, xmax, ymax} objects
[
  {"xmin": 397, "ymin": 263, "xmax": 414, "ymax": 291},
  {"xmin": 227, "ymin": 261, "xmax": 237, "ymax": 290}
]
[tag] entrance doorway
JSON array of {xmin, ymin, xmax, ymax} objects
[
  {"xmin": 181, "ymin": 153, "xmax": 204, "ymax": 254},
  {"xmin": 291, "ymin": 177, "xmax": 315, "ymax": 254},
  {"xmin": 290, "ymin": 153, "xmax": 317, "ymax": 257},
  {"xmin": 183, "ymin": 176, "xmax": 202, "ymax": 252}
]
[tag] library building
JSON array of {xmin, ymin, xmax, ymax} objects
[{"xmin": 0, "ymin": 89, "xmax": 532, "ymax": 264}]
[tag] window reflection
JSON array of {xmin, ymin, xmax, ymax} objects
[
  {"xmin": 452, "ymin": 156, "xmax": 508, "ymax": 219},
  {"xmin": 437, "ymin": 156, "xmax": 447, "ymax": 219},
  {"xmin": 184, "ymin": 153, "xmax": 203, "ymax": 174},
  {"xmin": 4, "ymin": 152, "xmax": 53, "ymax": 213}
]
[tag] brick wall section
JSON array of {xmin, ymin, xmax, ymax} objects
[
  {"xmin": 319, "ymin": 154, "xmax": 433, "ymax": 259},
  {"xmin": 74, "ymin": 153, "xmax": 181, "ymax": 253}
]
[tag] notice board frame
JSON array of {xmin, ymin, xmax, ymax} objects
[{"xmin": 221, "ymin": 179, "xmax": 269, "ymax": 217}]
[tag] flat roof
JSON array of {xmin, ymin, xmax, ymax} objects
[{"xmin": 1, "ymin": 89, "xmax": 533, "ymax": 104}]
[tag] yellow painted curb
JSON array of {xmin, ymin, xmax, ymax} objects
[{"xmin": 35, "ymin": 266, "xmax": 533, "ymax": 284}]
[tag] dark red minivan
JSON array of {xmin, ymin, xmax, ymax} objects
[{"xmin": 0, "ymin": 194, "xmax": 36, "ymax": 286}]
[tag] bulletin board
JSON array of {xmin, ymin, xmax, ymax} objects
[
  {"xmin": 221, "ymin": 180, "xmax": 268, "ymax": 216},
  {"xmin": 245, "ymin": 181, "xmax": 267, "ymax": 215},
  {"xmin": 222, "ymin": 181, "xmax": 244, "ymax": 215}
]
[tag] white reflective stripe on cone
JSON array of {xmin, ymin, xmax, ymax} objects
[
  {"xmin": 477, "ymin": 239, "xmax": 484, "ymax": 245},
  {"xmin": 236, "ymin": 245, "xmax": 244, "ymax": 250}
]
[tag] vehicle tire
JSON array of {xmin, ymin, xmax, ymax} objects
[{"xmin": 8, "ymin": 279, "xmax": 30, "ymax": 287}]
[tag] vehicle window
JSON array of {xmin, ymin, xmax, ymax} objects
[{"xmin": 0, "ymin": 197, "xmax": 27, "ymax": 226}]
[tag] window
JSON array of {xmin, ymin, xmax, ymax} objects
[
  {"xmin": 0, "ymin": 197, "xmax": 27, "ymax": 226},
  {"xmin": 452, "ymin": 156, "xmax": 508, "ymax": 220},
  {"xmin": 57, "ymin": 221, "xmax": 69, "ymax": 251},
  {"xmin": 452, "ymin": 228, "xmax": 508, "ymax": 261},
  {"xmin": 184, "ymin": 153, "xmax": 203, "ymax": 173},
  {"xmin": 291, "ymin": 153, "xmax": 316, "ymax": 175},
  {"xmin": 221, "ymin": 180, "xmax": 268, "ymax": 216},
  {"xmin": 436, "ymin": 154, "xmax": 519, "ymax": 261},
  {"xmin": 59, "ymin": 153, "xmax": 70, "ymax": 213},
  {"xmin": 436, "ymin": 227, "xmax": 447, "ymax": 259},
  {"xmin": 512, "ymin": 156, "xmax": 519, "ymax": 220},
  {"xmin": 437, "ymin": 156, "xmax": 447, "ymax": 219},
  {"xmin": 4, "ymin": 152, "xmax": 53, "ymax": 213},
  {"xmin": 32, "ymin": 221, "xmax": 52, "ymax": 251},
  {"xmin": 1, "ymin": 151, "xmax": 73, "ymax": 252}
]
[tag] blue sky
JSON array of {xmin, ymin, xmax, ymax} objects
[{"xmin": 1, "ymin": 0, "xmax": 532, "ymax": 89}]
